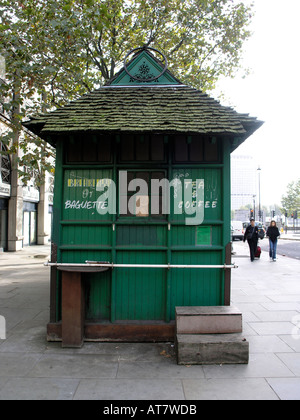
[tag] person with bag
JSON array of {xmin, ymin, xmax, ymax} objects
[
  {"xmin": 266, "ymin": 220, "xmax": 280, "ymax": 261},
  {"xmin": 243, "ymin": 218, "xmax": 259, "ymax": 262}
]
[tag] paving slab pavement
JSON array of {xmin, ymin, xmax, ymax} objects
[{"xmin": 0, "ymin": 243, "xmax": 300, "ymax": 400}]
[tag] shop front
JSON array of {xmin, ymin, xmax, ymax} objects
[
  {"xmin": 22, "ymin": 185, "xmax": 39, "ymax": 247},
  {"xmin": 0, "ymin": 141, "xmax": 11, "ymax": 251},
  {"xmin": 0, "ymin": 197, "xmax": 8, "ymax": 251},
  {"xmin": 23, "ymin": 201, "xmax": 37, "ymax": 246}
]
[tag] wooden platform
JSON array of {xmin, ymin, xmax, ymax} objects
[{"xmin": 47, "ymin": 322, "xmax": 175, "ymax": 344}]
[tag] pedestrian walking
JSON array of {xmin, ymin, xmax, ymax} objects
[
  {"xmin": 266, "ymin": 220, "xmax": 280, "ymax": 261},
  {"xmin": 243, "ymin": 218, "xmax": 259, "ymax": 262}
]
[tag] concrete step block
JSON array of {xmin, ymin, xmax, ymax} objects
[
  {"xmin": 176, "ymin": 333, "xmax": 249, "ymax": 365},
  {"xmin": 175, "ymin": 306, "xmax": 243, "ymax": 334}
]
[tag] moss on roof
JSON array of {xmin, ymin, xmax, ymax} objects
[{"xmin": 23, "ymin": 85, "xmax": 263, "ymax": 148}]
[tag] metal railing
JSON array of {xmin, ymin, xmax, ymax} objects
[{"xmin": 45, "ymin": 262, "xmax": 238, "ymax": 269}]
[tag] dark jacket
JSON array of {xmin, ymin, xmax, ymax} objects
[
  {"xmin": 244, "ymin": 224, "xmax": 259, "ymax": 242},
  {"xmin": 267, "ymin": 226, "xmax": 280, "ymax": 242}
]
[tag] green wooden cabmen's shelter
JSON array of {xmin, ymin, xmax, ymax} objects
[{"xmin": 24, "ymin": 47, "xmax": 263, "ymax": 347}]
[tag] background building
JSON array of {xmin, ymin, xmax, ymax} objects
[
  {"xmin": 0, "ymin": 115, "xmax": 53, "ymax": 252},
  {"xmin": 0, "ymin": 138, "xmax": 10, "ymax": 251},
  {"xmin": 231, "ymin": 155, "xmax": 257, "ymax": 214},
  {"xmin": 1, "ymin": 57, "xmax": 54, "ymax": 252}
]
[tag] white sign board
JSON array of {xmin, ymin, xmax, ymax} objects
[
  {"xmin": 0, "ymin": 182, "xmax": 11, "ymax": 197},
  {"xmin": 22, "ymin": 185, "xmax": 40, "ymax": 202}
]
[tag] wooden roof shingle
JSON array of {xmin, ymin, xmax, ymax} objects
[
  {"xmin": 23, "ymin": 49, "xmax": 263, "ymax": 149},
  {"xmin": 23, "ymin": 85, "xmax": 263, "ymax": 148}
]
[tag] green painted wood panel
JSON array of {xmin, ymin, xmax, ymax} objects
[
  {"xmin": 170, "ymin": 251, "xmax": 223, "ymax": 319},
  {"xmin": 62, "ymin": 225, "xmax": 112, "ymax": 247},
  {"xmin": 171, "ymin": 225, "xmax": 222, "ymax": 247},
  {"xmin": 62, "ymin": 168, "xmax": 114, "ymax": 222},
  {"xmin": 114, "ymin": 251, "xmax": 167, "ymax": 321},
  {"xmin": 117, "ymin": 225, "xmax": 167, "ymax": 247},
  {"xmin": 85, "ymin": 271, "xmax": 111, "ymax": 321},
  {"xmin": 170, "ymin": 168, "xmax": 221, "ymax": 223},
  {"xmin": 53, "ymin": 136, "xmax": 229, "ymax": 324}
]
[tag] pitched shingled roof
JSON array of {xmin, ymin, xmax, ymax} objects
[
  {"xmin": 23, "ymin": 85, "xmax": 262, "ymax": 145},
  {"xmin": 23, "ymin": 50, "xmax": 263, "ymax": 149}
]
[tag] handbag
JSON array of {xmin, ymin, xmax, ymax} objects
[{"xmin": 246, "ymin": 227, "xmax": 255, "ymax": 240}]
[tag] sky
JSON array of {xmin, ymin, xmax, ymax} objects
[{"xmin": 213, "ymin": 0, "xmax": 300, "ymax": 207}]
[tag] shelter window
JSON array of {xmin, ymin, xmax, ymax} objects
[
  {"xmin": 66, "ymin": 136, "xmax": 112, "ymax": 163},
  {"xmin": 173, "ymin": 135, "xmax": 219, "ymax": 163},
  {"xmin": 119, "ymin": 134, "xmax": 165, "ymax": 162}
]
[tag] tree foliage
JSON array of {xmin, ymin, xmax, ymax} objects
[
  {"xmin": 281, "ymin": 179, "xmax": 300, "ymax": 216},
  {"xmin": 0, "ymin": 0, "xmax": 254, "ymax": 183}
]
